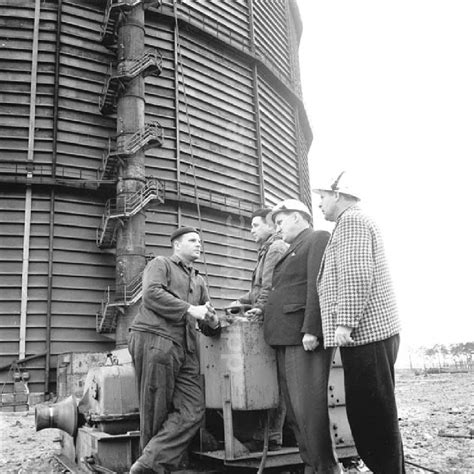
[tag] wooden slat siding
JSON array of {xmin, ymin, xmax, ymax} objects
[
  {"xmin": 173, "ymin": 0, "xmax": 250, "ymax": 48},
  {"xmin": 53, "ymin": 3, "xmax": 113, "ymax": 179},
  {"xmin": 0, "ymin": 192, "xmax": 24, "ymax": 384},
  {"xmin": 0, "ymin": 195, "xmax": 24, "ymax": 362},
  {"xmin": 144, "ymin": 22, "xmax": 179, "ymax": 187},
  {"xmin": 0, "ymin": 3, "xmax": 34, "ymax": 163},
  {"xmin": 286, "ymin": 1, "xmax": 302, "ymax": 97},
  {"xmin": 0, "ymin": 0, "xmax": 112, "ymax": 179},
  {"xmin": 296, "ymin": 115, "xmax": 312, "ymax": 209},
  {"xmin": 178, "ymin": 209, "xmax": 255, "ymax": 307},
  {"xmin": 0, "ymin": 2, "xmax": 56, "ymax": 166},
  {"xmin": 146, "ymin": 206, "xmax": 179, "ymax": 256},
  {"xmin": 37, "ymin": 193, "xmax": 114, "ymax": 392},
  {"xmin": 253, "ymin": 0, "xmax": 291, "ymax": 81},
  {"xmin": 176, "ymin": 34, "xmax": 255, "ymax": 114},
  {"xmin": 257, "ymin": 76, "xmax": 299, "ymax": 205},
  {"xmin": 175, "ymin": 33, "xmax": 260, "ymax": 203},
  {"xmin": 0, "ymin": 191, "xmax": 114, "ymax": 392}
]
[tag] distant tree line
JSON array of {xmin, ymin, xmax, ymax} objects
[{"xmin": 412, "ymin": 342, "xmax": 473, "ymax": 372}]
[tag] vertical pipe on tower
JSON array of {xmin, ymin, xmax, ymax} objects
[{"xmin": 115, "ymin": 4, "xmax": 147, "ymax": 345}]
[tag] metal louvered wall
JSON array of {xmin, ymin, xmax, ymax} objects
[{"xmin": 0, "ymin": 0, "xmax": 312, "ymax": 394}]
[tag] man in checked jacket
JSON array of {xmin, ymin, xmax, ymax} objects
[{"xmin": 314, "ymin": 172, "xmax": 405, "ymax": 474}]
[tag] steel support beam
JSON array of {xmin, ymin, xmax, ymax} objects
[{"xmin": 19, "ymin": 0, "xmax": 41, "ymax": 359}]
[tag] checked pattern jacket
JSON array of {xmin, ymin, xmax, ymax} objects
[{"xmin": 317, "ymin": 206, "xmax": 401, "ymax": 347}]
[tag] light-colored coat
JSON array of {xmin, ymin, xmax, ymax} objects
[
  {"xmin": 238, "ymin": 233, "xmax": 288, "ymax": 311},
  {"xmin": 317, "ymin": 206, "xmax": 401, "ymax": 347}
]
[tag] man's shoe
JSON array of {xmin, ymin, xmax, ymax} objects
[
  {"xmin": 129, "ymin": 460, "xmax": 155, "ymax": 474},
  {"xmin": 268, "ymin": 440, "xmax": 282, "ymax": 451}
]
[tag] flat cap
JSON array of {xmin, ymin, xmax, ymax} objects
[{"xmin": 170, "ymin": 226, "xmax": 199, "ymax": 242}]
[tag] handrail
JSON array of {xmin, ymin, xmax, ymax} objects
[
  {"xmin": 117, "ymin": 49, "xmax": 162, "ymax": 78},
  {"xmin": 101, "ymin": 0, "xmax": 144, "ymax": 44},
  {"xmin": 162, "ymin": 178, "xmax": 258, "ymax": 216},
  {"xmin": 96, "ymin": 179, "xmax": 164, "ymax": 248},
  {"xmin": 96, "ymin": 270, "xmax": 145, "ymax": 332},
  {"xmin": 119, "ymin": 122, "xmax": 163, "ymax": 155}
]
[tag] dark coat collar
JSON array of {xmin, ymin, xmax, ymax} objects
[
  {"xmin": 279, "ymin": 227, "xmax": 311, "ymax": 260},
  {"xmin": 170, "ymin": 254, "xmax": 199, "ymax": 275}
]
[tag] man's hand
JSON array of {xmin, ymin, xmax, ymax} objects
[
  {"xmin": 302, "ymin": 333, "xmax": 319, "ymax": 351},
  {"xmin": 335, "ymin": 325, "xmax": 354, "ymax": 346},
  {"xmin": 187, "ymin": 304, "xmax": 209, "ymax": 321},
  {"xmin": 188, "ymin": 303, "xmax": 220, "ymax": 328},
  {"xmin": 204, "ymin": 302, "xmax": 220, "ymax": 328},
  {"xmin": 244, "ymin": 307, "xmax": 263, "ymax": 322}
]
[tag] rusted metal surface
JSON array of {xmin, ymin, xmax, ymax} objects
[
  {"xmin": 201, "ymin": 320, "xmax": 279, "ymax": 410},
  {"xmin": 328, "ymin": 350, "xmax": 357, "ymax": 456}
]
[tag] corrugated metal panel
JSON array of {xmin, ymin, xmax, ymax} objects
[
  {"xmin": 0, "ymin": 195, "xmax": 24, "ymax": 369},
  {"xmin": 0, "ymin": 4, "xmax": 35, "ymax": 163},
  {"xmin": 296, "ymin": 114, "xmax": 312, "ymax": 210},
  {"xmin": 0, "ymin": 1, "xmax": 112, "ymax": 178},
  {"xmin": 172, "ymin": 0, "xmax": 250, "ymax": 48},
  {"xmin": 179, "ymin": 209, "xmax": 255, "ymax": 308},
  {"xmin": 253, "ymin": 0, "xmax": 291, "ymax": 81},
  {"xmin": 146, "ymin": 205, "xmax": 179, "ymax": 256},
  {"xmin": 0, "ymin": 190, "xmax": 115, "ymax": 392},
  {"xmin": 258, "ymin": 75, "xmax": 299, "ymax": 205},
  {"xmin": 55, "ymin": 3, "xmax": 114, "ymax": 176},
  {"xmin": 145, "ymin": 22, "xmax": 178, "ymax": 183},
  {"xmin": 286, "ymin": 2, "xmax": 302, "ymax": 97},
  {"xmin": 157, "ymin": 29, "xmax": 262, "ymax": 208}
]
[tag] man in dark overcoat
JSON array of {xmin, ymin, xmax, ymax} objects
[{"xmin": 264, "ymin": 199, "xmax": 340, "ymax": 474}]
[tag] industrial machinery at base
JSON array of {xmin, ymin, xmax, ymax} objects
[
  {"xmin": 36, "ymin": 312, "xmax": 357, "ymax": 473},
  {"xmin": 36, "ymin": 364, "xmax": 141, "ymax": 473}
]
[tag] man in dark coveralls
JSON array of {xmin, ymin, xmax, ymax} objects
[
  {"xmin": 128, "ymin": 227, "xmax": 221, "ymax": 474},
  {"xmin": 264, "ymin": 199, "xmax": 341, "ymax": 474}
]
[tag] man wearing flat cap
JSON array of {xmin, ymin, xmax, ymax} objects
[
  {"xmin": 128, "ymin": 227, "xmax": 221, "ymax": 474},
  {"xmin": 264, "ymin": 199, "xmax": 340, "ymax": 474}
]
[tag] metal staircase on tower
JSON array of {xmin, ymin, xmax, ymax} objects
[
  {"xmin": 98, "ymin": 122, "xmax": 164, "ymax": 182},
  {"xmin": 101, "ymin": 0, "xmax": 161, "ymax": 46},
  {"xmin": 99, "ymin": 49, "xmax": 163, "ymax": 115},
  {"xmin": 96, "ymin": 272, "xmax": 144, "ymax": 333},
  {"xmin": 96, "ymin": 0, "xmax": 164, "ymax": 336},
  {"xmin": 96, "ymin": 178, "xmax": 164, "ymax": 249}
]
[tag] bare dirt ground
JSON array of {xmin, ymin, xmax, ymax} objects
[
  {"xmin": 0, "ymin": 371, "xmax": 472, "ymax": 473},
  {"xmin": 396, "ymin": 370, "xmax": 473, "ymax": 473}
]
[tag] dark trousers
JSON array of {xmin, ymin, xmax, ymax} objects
[
  {"xmin": 276, "ymin": 345, "xmax": 340, "ymax": 473},
  {"xmin": 340, "ymin": 334, "xmax": 405, "ymax": 474},
  {"xmin": 128, "ymin": 330, "xmax": 205, "ymax": 472}
]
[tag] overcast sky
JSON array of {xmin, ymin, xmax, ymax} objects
[{"xmin": 297, "ymin": 0, "xmax": 474, "ymax": 364}]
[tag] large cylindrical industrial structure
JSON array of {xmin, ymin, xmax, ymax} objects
[{"xmin": 0, "ymin": 0, "xmax": 313, "ymax": 395}]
